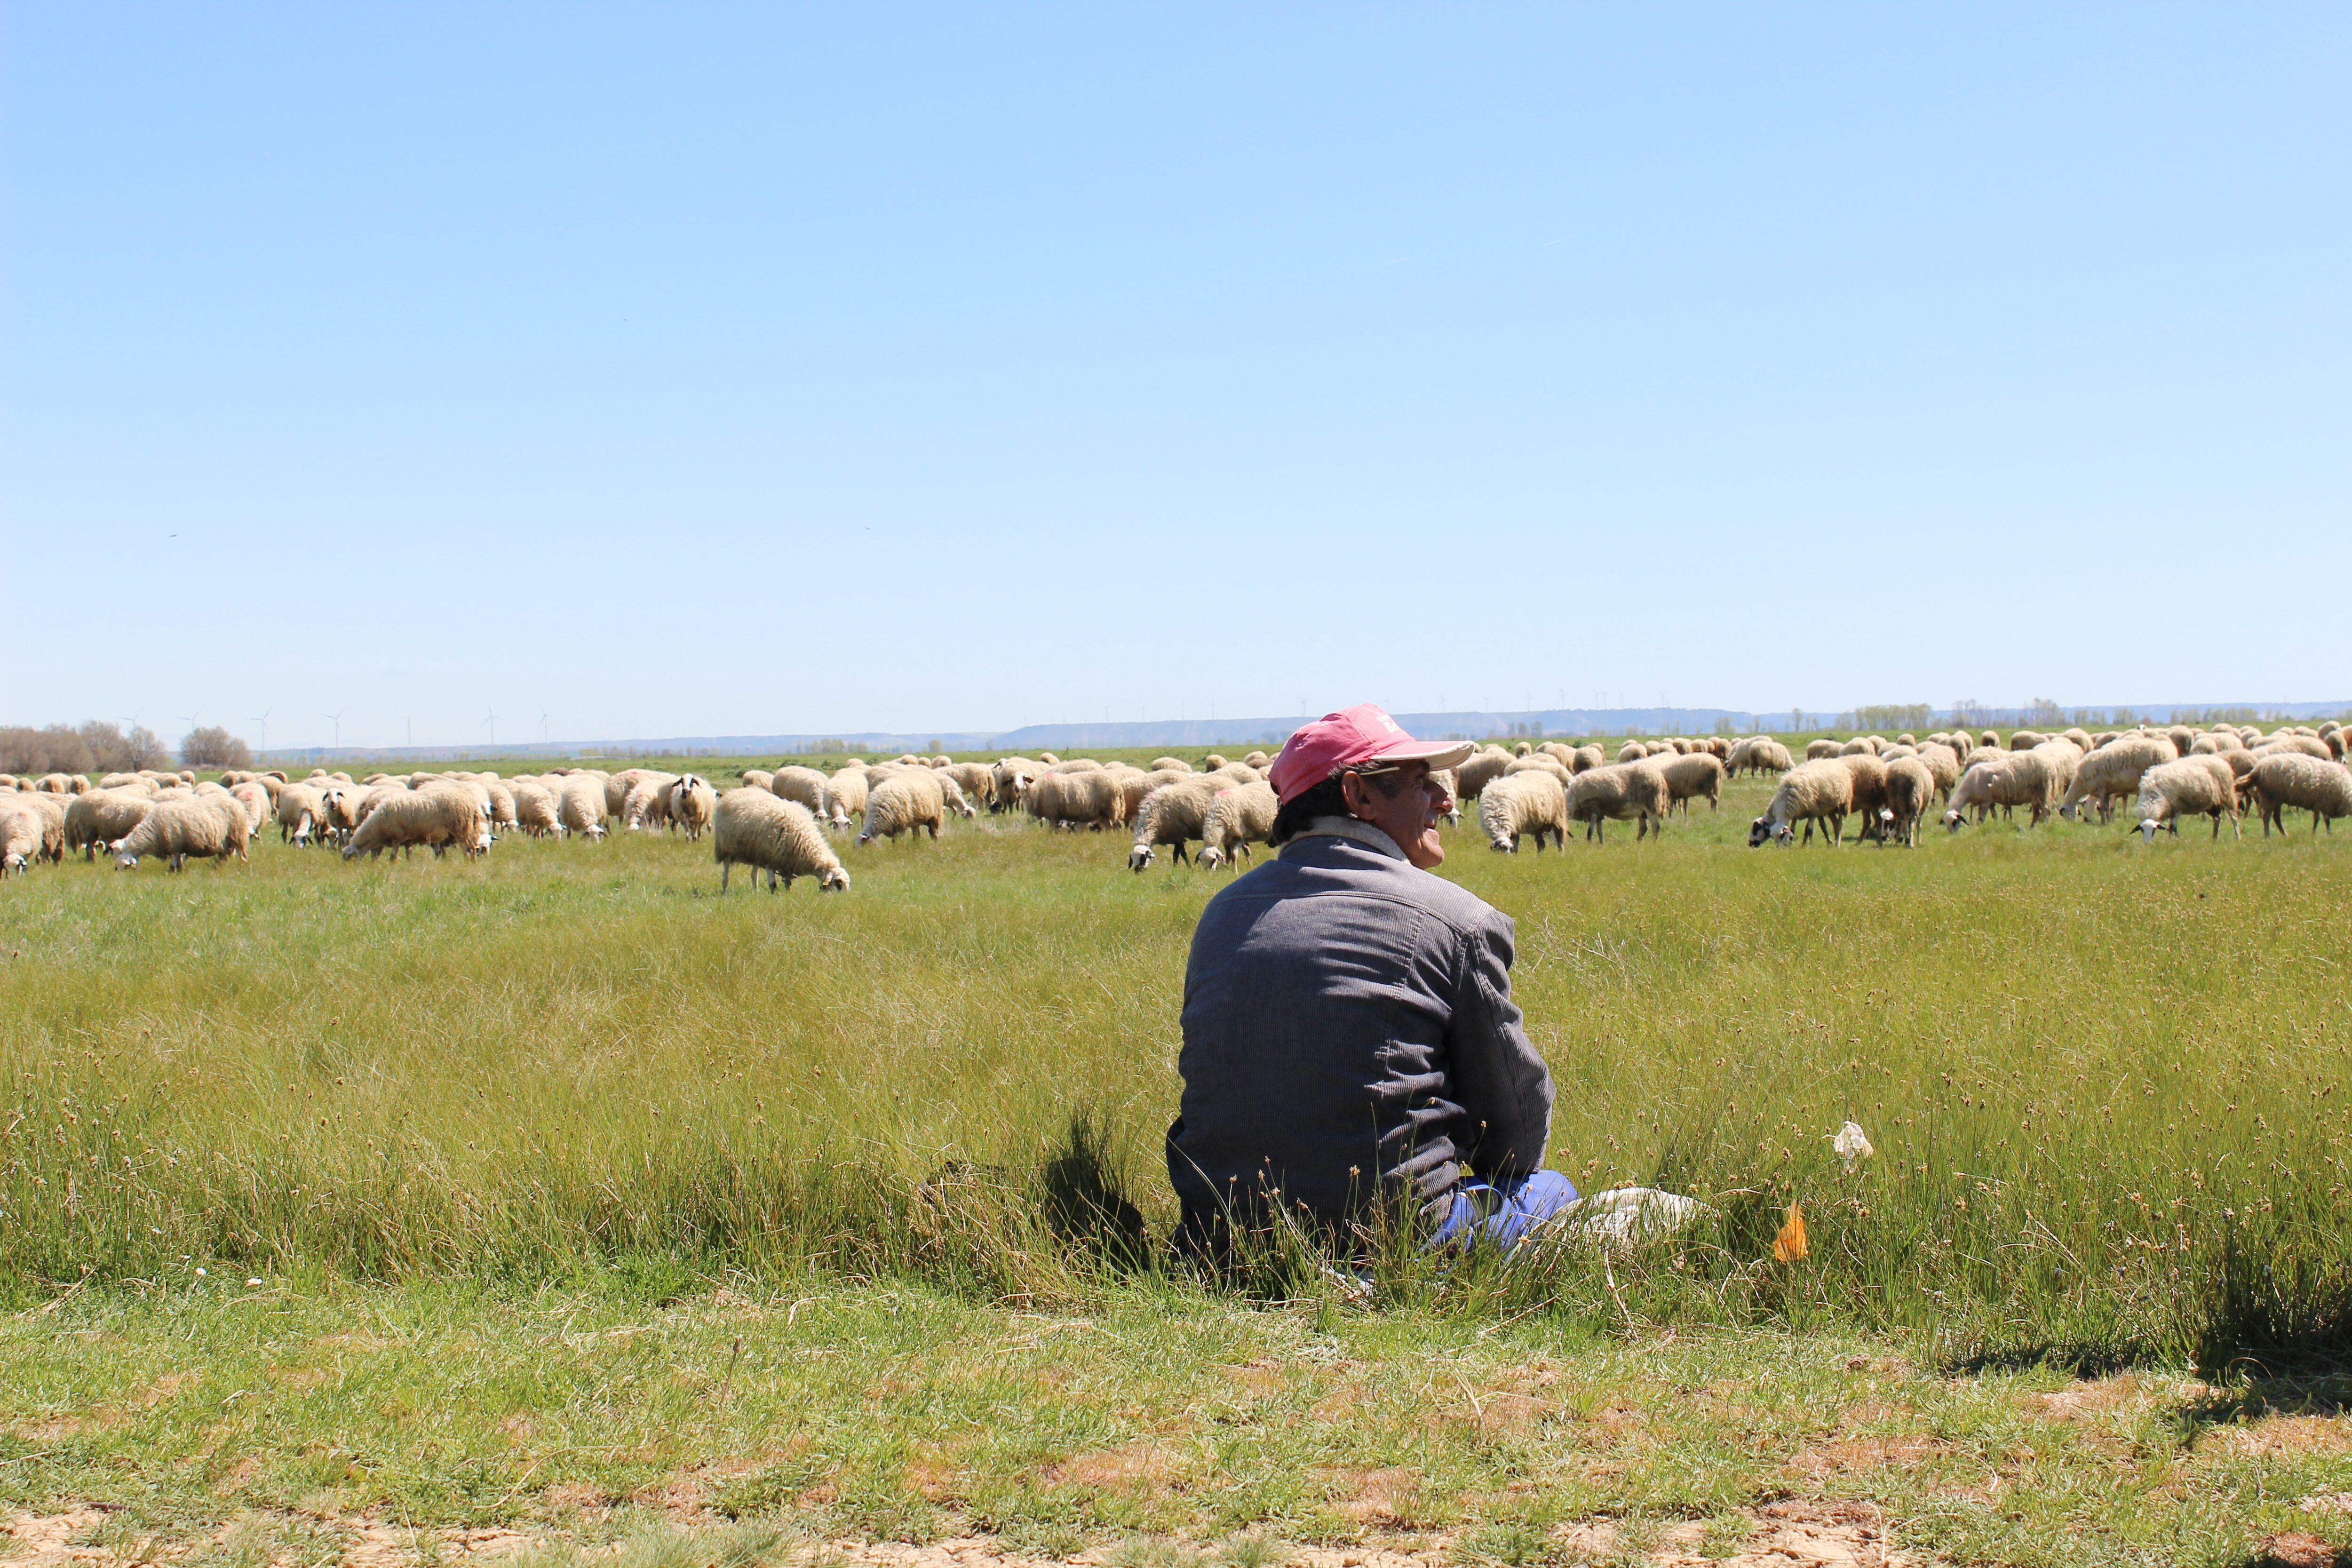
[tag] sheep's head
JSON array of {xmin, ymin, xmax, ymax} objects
[
  {"xmin": 1747, "ymin": 816, "xmax": 1773, "ymax": 848},
  {"xmin": 1128, "ymin": 844, "xmax": 1155, "ymax": 872},
  {"xmin": 1196, "ymin": 845, "xmax": 1225, "ymax": 870},
  {"xmin": 820, "ymin": 866, "xmax": 850, "ymax": 892},
  {"xmin": 2138, "ymin": 816, "xmax": 2161, "ymax": 841},
  {"xmin": 1942, "ymin": 810, "xmax": 1967, "ymax": 833},
  {"xmin": 1, "ymin": 851, "xmax": 25, "ymax": 876}
]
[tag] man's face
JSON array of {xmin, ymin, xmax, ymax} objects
[{"xmin": 1341, "ymin": 760, "xmax": 1454, "ymax": 869}]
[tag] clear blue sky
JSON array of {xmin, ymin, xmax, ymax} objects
[{"xmin": 7, "ymin": 5, "xmax": 2348, "ymax": 749}]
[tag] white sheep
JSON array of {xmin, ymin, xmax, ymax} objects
[
  {"xmin": 509, "ymin": 780, "xmax": 563, "ymax": 838},
  {"xmin": 667, "ymin": 774, "xmax": 717, "ymax": 841},
  {"xmin": 342, "ymin": 787, "xmax": 491, "ymax": 861},
  {"xmin": 623, "ymin": 773, "xmax": 683, "ymax": 832},
  {"xmin": 1804, "ymin": 739, "xmax": 1841, "ymax": 761},
  {"xmin": 741, "ymin": 768, "xmax": 775, "ymax": 793},
  {"xmin": 1942, "ymin": 749, "xmax": 2062, "ymax": 831},
  {"xmin": 714, "ymin": 789, "xmax": 849, "ymax": 891},
  {"xmin": 556, "ymin": 776, "xmax": 609, "ymax": 842},
  {"xmin": 1567, "ymin": 761, "xmax": 1670, "ymax": 843},
  {"xmin": 111, "ymin": 796, "xmax": 249, "ymax": 871},
  {"xmin": 1655, "ymin": 752, "xmax": 1725, "ymax": 816},
  {"xmin": 1241, "ymin": 750, "xmax": 1271, "ymax": 769},
  {"xmin": 1618, "ymin": 740, "xmax": 1653, "ymax": 763},
  {"xmin": 2058, "ymin": 734, "xmax": 2175, "ymax": 825},
  {"xmin": 0, "ymin": 802, "xmax": 48, "ymax": 876},
  {"xmin": 1748, "ymin": 760, "xmax": 1855, "ymax": 847},
  {"xmin": 1129, "ymin": 776, "xmax": 1226, "ymax": 870},
  {"xmin": 1025, "ymin": 770, "xmax": 1122, "ymax": 832},
  {"xmin": 1727, "ymin": 737, "xmax": 1794, "ymax": 777},
  {"xmin": 936, "ymin": 773, "xmax": 977, "ymax": 820},
  {"xmin": 1148, "ymin": 756, "xmax": 1192, "ymax": 773},
  {"xmin": 2135, "ymin": 758, "xmax": 2241, "ymax": 841},
  {"xmin": 1878, "ymin": 757, "xmax": 1936, "ymax": 848},
  {"xmin": 1195, "ymin": 781, "xmax": 1278, "ymax": 870},
  {"xmin": 1453, "ymin": 747, "xmax": 1515, "ymax": 801},
  {"xmin": 943, "ymin": 762, "xmax": 996, "ymax": 812},
  {"xmin": 825, "ymin": 768, "xmax": 870, "ymax": 832},
  {"xmin": 1479, "ymin": 770, "xmax": 1569, "ymax": 852},
  {"xmin": 859, "ymin": 770, "xmax": 947, "ymax": 844},
  {"xmin": 768, "ymin": 765, "xmax": 831, "ymax": 819},
  {"xmin": 2243, "ymin": 754, "xmax": 2352, "ymax": 836}
]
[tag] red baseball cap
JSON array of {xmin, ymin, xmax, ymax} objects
[{"xmin": 1266, "ymin": 704, "xmax": 1474, "ymax": 804}]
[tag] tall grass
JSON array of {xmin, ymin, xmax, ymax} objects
[{"xmin": 2, "ymin": 774, "xmax": 2347, "ymax": 1366}]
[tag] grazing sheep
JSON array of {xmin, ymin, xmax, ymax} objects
[
  {"xmin": 1727, "ymin": 737, "xmax": 1794, "ymax": 777},
  {"xmin": 1201, "ymin": 754, "xmax": 1227, "ymax": 771},
  {"xmin": 623, "ymin": 773, "xmax": 683, "ymax": 832},
  {"xmin": 2135, "ymin": 759, "xmax": 2241, "ymax": 841},
  {"xmin": 936, "ymin": 773, "xmax": 977, "ymax": 820},
  {"xmin": 1479, "ymin": 770, "xmax": 1570, "ymax": 852},
  {"xmin": 2008, "ymin": 730, "xmax": 2049, "ymax": 751},
  {"xmin": 990, "ymin": 758, "xmax": 1043, "ymax": 814},
  {"xmin": 825, "ymin": 767, "xmax": 870, "ymax": 831},
  {"xmin": 1805, "ymin": 739, "xmax": 1841, "ymax": 761},
  {"xmin": 1036, "ymin": 752, "xmax": 1059, "ymax": 765},
  {"xmin": 1980, "ymin": 730, "xmax": 2003, "ymax": 749},
  {"xmin": 1514, "ymin": 740, "xmax": 1534, "ymax": 757},
  {"xmin": 2061, "ymin": 727, "xmax": 2095, "ymax": 753},
  {"xmin": 230, "ymin": 781, "xmax": 275, "ymax": 838},
  {"xmin": 1195, "ymin": 781, "xmax": 1278, "ymax": 871},
  {"xmin": 1129, "ymin": 776, "xmax": 1226, "ymax": 870},
  {"xmin": 1567, "ymin": 762, "xmax": 1671, "ymax": 843},
  {"xmin": 2058, "ymin": 734, "xmax": 2174, "ymax": 825},
  {"xmin": 1749, "ymin": 760, "xmax": 1855, "ymax": 847},
  {"xmin": 342, "ymin": 787, "xmax": 491, "ymax": 861},
  {"xmin": 1047, "ymin": 757, "xmax": 1105, "ymax": 775},
  {"xmin": 1148, "ymin": 756, "xmax": 1192, "ymax": 773},
  {"xmin": 1454, "ymin": 747, "xmax": 1514, "ymax": 801},
  {"xmin": 859, "ymin": 770, "xmax": 947, "ymax": 844},
  {"xmin": 509, "ymin": 780, "xmax": 562, "ymax": 838},
  {"xmin": 2167, "ymin": 725, "xmax": 2196, "ymax": 757},
  {"xmin": 1104, "ymin": 764, "xmax": 1160, "ymax": 825},
  {"xmin": 1836, "ymin": 754, "xmax": 1891, "ymax": 840},
  {"xmin": 1241, "ymin": 751, "xmax": 1271, "ymax": 769},
  {"xmin": 769, "ymin": 765, "xmax": 831, "ymax": 818},
  {"xmin": 111, "ymin": 796, "xmax": 249, "ymax": 871},
  {"xmin": 944, "ymin": 762, "xmax": 997, "ymax": 811},
  {"xmin": 2243, "ymin": 754, "xmax": 2352, "ymax": 836},
  {"xmin": 1503, "ymin": 754, "xmax": 1573, "ymax": 784},
  {"xmin": 556, "ymin": 777, "xmax": 609, "ymax": 842},
  {"xmin": 66, "ymin": 789, "xmax": 154, "ymax": 860},
  {"xmin": 0, "ymin": 803, "xmax": 47, "ymax": 876},
  {"xmin": 1656, "ymin": 752, "xmax": 1725, "ymax": 816},
  {"xmin": 714, "ymin": 789, "xmax": 849, "ymax": 892},
  {"xmin": 1911, "ymin": 742, "xmax": 1963, "ymax": 805},
  {"xmin": 1837, "ymin": 738, "xmax": 1875, "ymax": 757},
  {"xmin": 2253, "ymin": 734, "xmax": 2334, "ymax": 763},
  {"xmin": 1943, "ymin": 749, "xmax": 2063, "ymax": 831},
  {"xmin": 4, "ymin": 793, "xmax": 66, "ymax": 866},
  {"xmin": 482, "ymin": 780, "xmax": 518, "ymax": 835},
  {"xmin": 667, "ymin": 774, "xmax": 717, "ymax": 841},
  {"xmin": 1619, "ymin": 740, "xmax": 1653, "ymax": 763},
  {"xmin": 741, "ymin": 768, "xmax": 775, "ymax": 793},
  {"xmin": 1025, "ymin": 769, "xmax": 1123, "ymax": 832},
  {"xmin": 1879, "ymin": 757, "xmax": 1936, "ymax": 848}
]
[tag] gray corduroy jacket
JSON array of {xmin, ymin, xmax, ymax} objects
[{"xmin": 1165, "ymin": 818, "xmax": 1555, "ymax": 1242}]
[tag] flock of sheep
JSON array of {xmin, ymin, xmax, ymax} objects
[
  {"xmin": 1733, "ymin": 720, "xmax": 2352, "ymax": 847},
  {"xmin": 2, "ymin": 716, "xmax": 2344, "ymax": 885}
]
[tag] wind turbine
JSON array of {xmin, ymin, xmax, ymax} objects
[
  {"xmin": 248, "ymin": 708, "xmax": 270, "ymax": 753},
  {"xmin": 483, "ymin": 704, "xmax": 499, "ymax": 749},
  {"xmin": 540, "ymin": 711, "xmax": 550, "ymax": 746},
  {"xmin": 322, "ymin": 709, "xmax": 345, "ymax": 752}
]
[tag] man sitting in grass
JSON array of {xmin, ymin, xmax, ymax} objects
[{"xmin": 1166, "ymin": 704, "xmax": 1573, "ymax": 1259}]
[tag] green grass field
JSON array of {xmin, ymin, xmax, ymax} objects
[{"xmin": 4, "ymin": 753, "xmax": 2350, "ymax": 1564}]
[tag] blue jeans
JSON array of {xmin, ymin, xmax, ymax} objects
[{"xmin": 1429, "ymin": 1170, "xmax": 1581, "ymax": 1249}]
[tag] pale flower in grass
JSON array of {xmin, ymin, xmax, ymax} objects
[{"xmin": 1833, "ymin": 1121, "xmax": 1875, "ymax": 1173}]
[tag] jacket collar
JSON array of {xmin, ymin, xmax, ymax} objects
[{"xmin": 1286, "ymin": 815, "xmax": 1406, "ymax": 861}]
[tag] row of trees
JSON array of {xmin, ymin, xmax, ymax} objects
[{"xmin": 0, "ymin": 721, "xmax": 250, "ymax": 775}]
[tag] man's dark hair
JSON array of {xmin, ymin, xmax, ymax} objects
[
  {"xmin": 1270, "ymin": 768, "xmax": 1408, "ymax": 845},
  {"xmin": 1269, "ymin": 776, "xmax": 1348, "ymax": 845}
]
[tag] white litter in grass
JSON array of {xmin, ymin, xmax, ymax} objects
[
  {"xmin": 1549, "ymin": 1186, "xmax": 1713, "ymax": 1247},
  {"xmin": 1834, "ymin": 1120, "xmax": 1875, "ymax": 1172}
]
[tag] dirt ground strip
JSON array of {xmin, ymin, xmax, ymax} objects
[{"xmin": 6, "ymin": 1502, "xmax": 1914, "ymax": 1568}]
